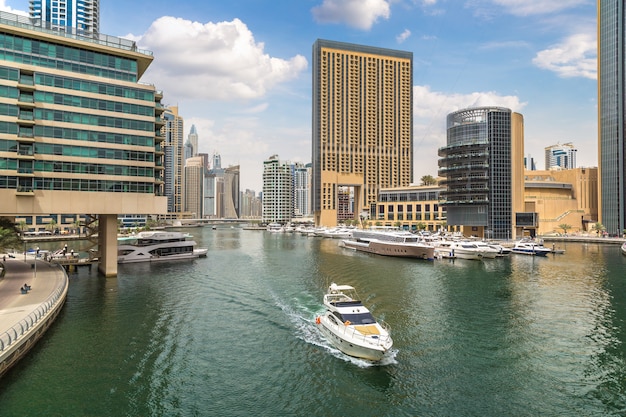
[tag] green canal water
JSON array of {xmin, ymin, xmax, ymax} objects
[{"xmin": 1, "ymin": 228, "xmax": 626, "ymax": 416}]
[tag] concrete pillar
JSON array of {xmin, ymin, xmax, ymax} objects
[{"xmin": 98, "ymin": 214, "xmax": 118, "ymax": 277}]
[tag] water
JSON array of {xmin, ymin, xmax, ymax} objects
[{"xmin": 1, "ymin": 228, "xmax": 626, "ymax": 416}]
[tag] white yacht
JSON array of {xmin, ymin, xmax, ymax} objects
[
  {"xmin": 511, "ymin": 239, "xmax": 552, "ymax": 256},
  {"xmin": 472, "ymin": 241, "xmax": 500, "ymax": 259},
  {"xmin": 118, "ymin": 231, "xmax": 208, "ymax": 263},
  {"xmin": 342, "ymin": 229, "xmax": 434, "ymax": 260},
  {"xmin": 434, "ymin": 241, "xmax": 490, "ymax": 260},
  {"xmin": 316, "ymin": 283, "xmax": 393, "ymax": 361}
]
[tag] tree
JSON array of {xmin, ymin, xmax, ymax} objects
[
  {"xmin": 46, "ymin": 219, "xmax": 57, "ymax": 233},
  {"xmin": 17, "ymin": 220, "xmax": 27, "ymax": 237},
  {"xmin": 420, "ymin": 175, "xmax": 437, "ymax": 186},
  {"xmin": 558, "ymin": 224, "xmax": 571, "ymax": 235},
  {"xmin": 417, "ymin": 222, "xmax": 427, "ymax": 231},
  {"xmin": 0, "ymin": 227, "xmax": 21, "ymax": 253},
  {"xmin": 594, "ymin": 222, "xmax": 605, "ymax": 236}
]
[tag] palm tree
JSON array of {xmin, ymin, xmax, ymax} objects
[
  {"xmin": 594, "ymin": 222, "xmax": 605, "ymax": 236},
  {"xmin": 558, "ymin": 224, "xmax": 571, "ymax": 235},
  {"xmin": 45, "ymin": 219, "xmax": 57, "ymax": 234},
  {"xmin": 420, "ymin": 175, "xmax": 437, "ymax": 186},
  {"xmin": 17, "ymin": 220, "xmax": 27, "ymax": 237}
]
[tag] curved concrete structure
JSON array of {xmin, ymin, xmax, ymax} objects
[{"xmin": 0, "ymin": 258, "xmax": 68, "ymax": 378}]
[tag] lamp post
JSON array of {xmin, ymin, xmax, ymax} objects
[{"xmin": 34, "ymin": 246, "xmax": 39, "ymax": 280}]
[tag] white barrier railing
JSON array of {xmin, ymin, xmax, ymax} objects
[{"xmin": 0, "ymin": 268, "xmax": 68, "ymax": 353}]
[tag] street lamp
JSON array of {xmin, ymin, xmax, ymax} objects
[{"xmin": 34, "ymin": 246, "xmax": 39, "ymax": 279}]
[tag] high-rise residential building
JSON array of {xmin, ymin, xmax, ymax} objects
[
  {"xmin": 262, "ymin": 155, "xmax": 293, "ymax": 224},
  {"xmin": 598, "ymin": 0, "xmax": 626, "ymax": 236},
  {"xmin": 184, "ymin": 156, "xmax": 204, "ymax": 218},
  {"xmin": 163, "ymin": 106, "xmax": 184, "ymax": 214},
  {"xmin": 204, "ymin": 152, "xmax": 224, "ymax": 218},
  {"xmin": 223, "ymin": 165, "xmax": 240, "ymax": 219},
  {"xmin": 293, "ymin": 162, "xmax": 311, "ymax": 218},
  {"xmin": 30, "ymin": 0, "xmax": 99, "ymax": 34},
  {"xmin": 0, "ymin": 10, "xmax": 166, "ymax": 276},
  {"xmin": 240, "ymin": 189, "xmax": 261, "ymax": 219},
  {"xmin": 545, "ymin": 143, "xmax": 577, "ymax": 170},
  {"xmin": 438, "ymin": 107, "xmax": 525, "ymax": 240},
  {"xmin": 312, "ymin": 39, "xmax": 413, "ymax": 227}
]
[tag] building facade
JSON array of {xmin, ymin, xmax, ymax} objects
[
  {"xmin": 438, "ymin": 107, "xmax": 525, "ymax": 240},
  {"xmin": 372, "ymin": 185, "xmax": 448, "ymax": 232},
  {"xmin": 223, "ymin": 165, "xmax": 240, "ymax": 219},
  {"xmin": 0, "ymin": 10, "xmax": 166, "ymax": 275},
  {"xmin": 162, "ymin": 106, "xmax": 184, "ymax": 214},
  {"xmin": 524, "ymin": 167, "xmax": 598, "ymax": 235},
  {"xmin": 312, "ymin": 39, "xmax": 413, "ymax": 227},
  {"xmin": 262, "ymin": 155, "xmax": 293, "ymax": 224},
  {"xmin": 598, "ymin": 0, "xmax": 626, "ymax": 236},
  {"xmin": 545, "ymin": 143, "xmax": 577, "ymax": 170},
  {"xmin": 184, "ymin": 156, "xmax": 204, "ymax": 218},
  {"xmin": 293, "ymin": 162, "xmax": 311, "ymax": 218},
  {"xmin": 30, "ymin": 0, "xmax": 99, "ymax": 34}
]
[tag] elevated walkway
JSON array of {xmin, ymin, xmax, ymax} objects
[{"xmin": 0, "ymin": 257, "xmax": 68, "ymax": 378}]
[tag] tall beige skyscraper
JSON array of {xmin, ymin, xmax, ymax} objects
[{"xmin": 312, "ymin": 40, "xmax": 413, "ymax": 226}]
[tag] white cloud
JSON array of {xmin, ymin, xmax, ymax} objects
[
  {"xmin": 532, "ymin": 33, "xmax": 596, "ymax": 79},
  {"xmin": 133, "ymin": 17, "xmax": 308, "ymax": 102},
  {"xmin": 0, "ymin": 1, "xmax": 27, "ymax": 15},
  {"xmin": 312, "ymin": 0, "xmax": 391, "ymax": 30},
  {"xmin": 490, "ymin": 0, "xmax": 589, "ymax": 16},
  {"xmin": 396, "ymin": 29, "xmax": 411, "ymax": 43}
]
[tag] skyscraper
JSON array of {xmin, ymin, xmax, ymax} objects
[
  {"xmin": 312, "ymin": 39, "xmax": 413, "ymax": 227},
  {"xmin": 545, "ymin": 143, "xmax": 577, "ymax": 170},
  {"xmin": 187, "ymin": 124, "xmax": 198, "ymax": 156},
  {"xmin": 184, "ymin": 156, "xmax": 204, "ymax": 218},
  {"xmin": 163, "ymin": 106, "xmax": 184, "ymax": 214},
  {"xmin": 598, "ymin": 0, "xmax": 626, "ymax": 236},
  {"xmin": 30, "ymin": 0, "xmax": 99, "ymax": 34}
]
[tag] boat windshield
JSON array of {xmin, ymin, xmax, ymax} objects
[{"xmin": 339, "ymin": 311, "xmax": 376, "ymax": 325}]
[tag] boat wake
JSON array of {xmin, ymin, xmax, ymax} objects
[{"xmin": 271, "ymin": 292, "xmax": 398, "ymax": 368}]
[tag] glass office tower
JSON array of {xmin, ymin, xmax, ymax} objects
[{"xmin": 598, "ymin": 0, "xmax": 626, "ymax": 236}]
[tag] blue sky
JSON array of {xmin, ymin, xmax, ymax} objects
[{"xmin": 1, "ymin": 0, "xmax": 598, "ymax": 192}]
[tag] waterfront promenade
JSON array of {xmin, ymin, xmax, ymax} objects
[{"xmin": 0, "ymin": 257, "xmax": 68, "ymax": 377}]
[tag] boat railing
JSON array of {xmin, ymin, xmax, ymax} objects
[
  {"xmin": 339, "ymin": 319, "xmax": 392, "ymax": 347},
  {"xmin": 0, "ymin": 266, "xmax": 67, "ymax": 353}
]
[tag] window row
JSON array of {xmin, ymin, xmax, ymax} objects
[
  {"xmin": 0, "ymin": 33, "xmax": 136, "ymax": 73},
  {"xmin": 6, "ymin": 176, "xmax": 157, "ymax": 193}
]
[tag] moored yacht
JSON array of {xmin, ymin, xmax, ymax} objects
[
  {"xmin": 316, "ymin": 283, "xmax": 393, "ymax": 361},
  {"xmin": 118, "ymin": 231, "xmax": 208, "ymax": 263},
  {"xmin": 342, "ymin": 229, "xmax": 434, "ymax": 260},
  {"xmin": 511, "ymin": 239, "xmax": 552, "ymax": 256}
]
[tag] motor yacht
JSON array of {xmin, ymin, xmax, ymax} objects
[
  {"xmin": 316, "ymin": 283, "xmax": 393, "ymax": 361},
  {"xmin": 511, "ymin": 239, "xmax": 552, "ymax": 256},
  {"xmin": 434, "ymin": 241, "xmax": 490, "ymax": 260},
  {"xmin": 342, "ymin": 229, "xmax": 434, "ymax": 260},
  {"xmin": 118, "ymin": 231, "xmax": 208, "ymax": 263},
  {"xmin": 621, "ymin": 242, "xmax": 626, "ymax": 256}
]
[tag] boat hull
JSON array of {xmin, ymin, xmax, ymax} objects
[
  {"xmin": 317, "ymin": 316, "xmax": 391, "ymax": 361},
  {"xmin": 341, "ymin": 239, "xmax": 434, "ymax": 260}
]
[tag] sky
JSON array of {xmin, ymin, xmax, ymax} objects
[{"xmin": 1, "ymin": 0, "xmax": 598, "ymax": 192}]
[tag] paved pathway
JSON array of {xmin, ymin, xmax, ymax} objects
[{"xmin": 0, "ymin": 258, "xmax": 67, "ymax": 336}]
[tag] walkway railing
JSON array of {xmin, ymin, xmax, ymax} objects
[{"xmin": 0, "ymin": 266, "xmax": 68, "ymax": 353}]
